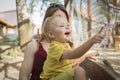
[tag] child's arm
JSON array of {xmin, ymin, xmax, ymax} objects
[{"xmin": 62, "ymin": 27, "xmax": 104, "ymax": 59}]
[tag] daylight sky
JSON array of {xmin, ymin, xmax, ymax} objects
[{"xmin": 0, "ymin": 0, "xmax": 16, "ymax": 12}]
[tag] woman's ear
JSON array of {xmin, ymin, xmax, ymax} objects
[{"xmin": 47, "ymin": 31, "xmax": 54, "ymax": 39}]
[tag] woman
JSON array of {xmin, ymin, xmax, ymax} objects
[
  {"xmin": 19, "ymin": 3, "xmax": 103, "ymax": 80},
  {"xmin": 19, "ymin": 3, "xmax": 71, "ymax": 80}
]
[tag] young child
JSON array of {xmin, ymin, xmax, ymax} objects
[{"xmin": 40, "ymin": 15, "xmax": 104, "ymax": 80}]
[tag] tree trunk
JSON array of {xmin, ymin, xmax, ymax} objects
[
  {"xmin": 87, "ymin": 0, "xmax": 92, "ymax": 38},
  {"xmin": 107, "ymin": 0, "xmax": 112, "ymax": 48},
  {"xmin": 16, "ymin": 0, "xmax": 33, "ymax": 51}
]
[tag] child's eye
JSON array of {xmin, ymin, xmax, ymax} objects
[{"xmin": 59, "ymin": 25, "xmax": 64, "ymax": 27}]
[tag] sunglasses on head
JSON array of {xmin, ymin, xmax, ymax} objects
[{"xmin": 49, "ymin": 3, "xmax": 64, "ymax": 8}]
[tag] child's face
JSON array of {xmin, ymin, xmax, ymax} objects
[{"xmin": 50, "ymin": 17, "xmax": 72, "ymax": 43}]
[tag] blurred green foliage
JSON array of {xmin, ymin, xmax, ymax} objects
[{"xmin": 5, "ymin": 48, "xmax": 22, "ymax": 57}]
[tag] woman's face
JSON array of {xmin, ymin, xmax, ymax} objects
[{"xmin": 53, "ymin": 9, "xmax": 67, "ymax": 20}]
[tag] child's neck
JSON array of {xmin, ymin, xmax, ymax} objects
[{"xmin": 53, "ymin": 40, "xmax": 68, "ymax": 47}]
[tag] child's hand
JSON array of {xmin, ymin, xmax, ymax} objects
[
  {"xmin": 84, "ymin": 52, "xmax": 99, "ymax": 60},
  {"xmin": 91, "ymin": 27, "xmax": 104, "ymax": 44}
]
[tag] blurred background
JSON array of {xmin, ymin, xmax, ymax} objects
[{"xmin": 0, "ymin": 0, "xmax": 120, "ymax": 80}]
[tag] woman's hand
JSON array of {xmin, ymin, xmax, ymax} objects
[
  {"xmin": 72, "ymin": 51, "xmax": 99, "ymax": 67},
  {"xmin": 84, "ymin": 52, "xmax": 99, "ymax": 60},
  {"xmin": 33, "ymin": 34, "xmax": 42, "ymax": 40}
]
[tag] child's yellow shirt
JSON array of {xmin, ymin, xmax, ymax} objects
[{"xmin": 40, "ymin": 41, "xmax": 72, "ymax": 79}]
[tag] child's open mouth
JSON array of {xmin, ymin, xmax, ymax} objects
[{"xmin": 65, "ymin": 32, "xmax": 70, "ymax": 36}]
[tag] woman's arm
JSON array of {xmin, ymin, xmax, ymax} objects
[
  {"xmin": 72, "ymin": 52, "xmax": 99, "ymax": 67},
  {"xmin": 19, "ymin": 40, "xmax": 38, "ymax": 80}
]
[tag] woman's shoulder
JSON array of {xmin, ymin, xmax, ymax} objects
[{"xmin": 25, "ymin": 39, "xmax": 38, "ymax": 54}]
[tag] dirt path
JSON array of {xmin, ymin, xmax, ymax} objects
[
  {"xmin": 0, "ymin": 55, "xmax": 23, "ymax": 80},
  {"xmin": 0, "ymin": 48, "xmax": 120, "ymax": 80}
]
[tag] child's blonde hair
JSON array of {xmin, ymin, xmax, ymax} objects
[{"xmin": 41, "ymin": 15, "xmax": 64, "ymax": 42}]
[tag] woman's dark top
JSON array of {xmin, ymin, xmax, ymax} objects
[{"xmin": 30, "ymin": 43, "xmax": 47, "ymax": 80}]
